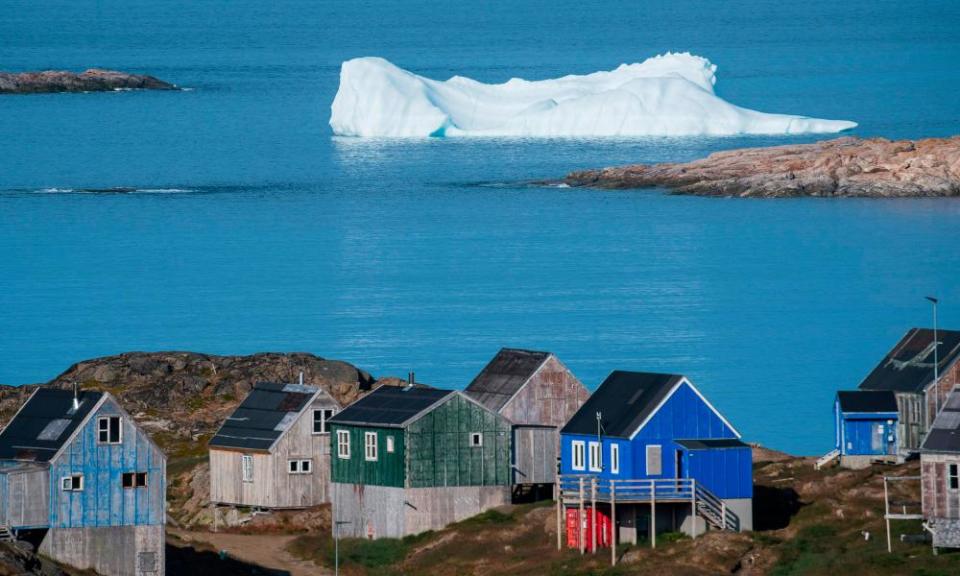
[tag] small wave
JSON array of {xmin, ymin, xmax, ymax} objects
[{"xmin": 31, "ymin": 186, "xmax": 195, "ymax": 195}]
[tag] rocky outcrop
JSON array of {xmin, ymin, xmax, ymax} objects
[
  {"xmin": 0, "ymin": 69, "xmax": 176, "ymax": 94},
  {"xmin": 564, "ymin": 136, "xmax": 960, "ymax": 197}
]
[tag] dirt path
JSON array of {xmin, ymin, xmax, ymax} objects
[{"xmin": 171, "ymin": 529, "xmax": 329, "ymax": 576}]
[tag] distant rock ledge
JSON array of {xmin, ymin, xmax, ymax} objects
[
  {"xmin": 0, "ymin": 68, "xmax": 176, "ymax": 94},
  {"xmin": 563, "ymin": 136, "xmax": 960, "ymax": 198}
]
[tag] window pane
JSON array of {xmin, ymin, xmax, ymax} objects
[
  {"xmin": 302, "ymin": 460, "xmax": 311, "ymax": 473},
  {"xmin": 110, "ymin": 417, "xmax": 121, "ymax": 443},
  {"xmin": 136, "ymin": 473, "xmax": 147, "ymax": 487}
]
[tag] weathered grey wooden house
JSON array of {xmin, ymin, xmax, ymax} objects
[
  {"xmin": 0, "ymin": 388, "xmax": 166, "ymax": 576},
  {"xmin": 209, "ymin": 381, "xmax": 341, "ymax": 510},
  {"xmin": 464, "ymin": 348, "xmax": 587, "ymax": 489},
  {"xmin": 920, "ymin": 387, "xmax": 960, "ymax": 549},
  {"xmin": 329, "ymin": 384, "xmax": 512, "ymax": 539},
  {"xmin": 858, "ymin": 328, "xmax": 960, "ymax": 453}
]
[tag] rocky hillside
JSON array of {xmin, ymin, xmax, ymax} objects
[
  {"xmin": 0, "ymin": 69, "xmax": 176, "ymax": 94},
  {"xmin": 564, "ymin": 136, "xmax": 960, "ymax": 197}
]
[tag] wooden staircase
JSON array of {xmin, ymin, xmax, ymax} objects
[
  {"xmin": 815, "ymin": 448, "xmax": 841, "ymax": 470},
  {"xmin": 0, "ymin": 526, "xmax": 14, "ymax": 541}
]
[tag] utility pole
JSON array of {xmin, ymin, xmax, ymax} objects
[{"xmin": 926, "ymin": 296, "xmax": 940, "ymax": 414}]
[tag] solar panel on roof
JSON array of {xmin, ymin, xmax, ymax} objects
[
  {"xmin": 947, "ymin": 394, "xmax": 960, "ymax": 411},
  {"xmin": 935, "ymin": 411, "xmax": 960, "ymax": 430},
  {"xmin": 37, "ymin": 418, "xmax": 71, "ymax": 441}
]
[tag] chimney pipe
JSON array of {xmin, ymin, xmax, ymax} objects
[
  {"xmin": 407, "ymin": 372, "xmax": 415, "ymax": 388},
  {"xmin": 299, "ymin": 372, "xmax": 304, "ymax": 386},
  {"xmin": 72, "ymin": 381, "xmax": 80, "ymax": 411}
]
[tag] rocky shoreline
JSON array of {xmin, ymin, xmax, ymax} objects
[
  {"xmin": 0, "ymin": 69, "xmax": 176, "ymax": 94},
  {"xmin": 564, "ymin": 136, "xmax": 960, "ymax": 198}
]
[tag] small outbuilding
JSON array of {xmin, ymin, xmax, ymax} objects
[
  {"xmin": 209, "ymin": 381, "xmax": 341, "ymax": 511},
  {"xmin": 329, "ymin": 384, "xmax": 512, "ymax": 539},
  {"xmin": 0, "ymin": 388, "xmax": 166, "ymax": 576},
  {"xmin": 858, "ymin": 327, "xmax": 960, "ymax": 453},
  {"xmin": 557, "ymin": 370, "xmax": 752, "ymax": 553},
  {"xmin": 831, "ymin": 390, "xmax": 899, "ymax": 468},
  {"xmin": 465, "ymin": 348, "xmax": 587, "ymax": 490},
  {"xmin": 920, "ymin": 388, "xmax": 960, "ymax": 549}
]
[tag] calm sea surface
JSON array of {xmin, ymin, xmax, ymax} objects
[{"xmin": 2, "ymin": 0, "xmax": 959, "ymax": 453}]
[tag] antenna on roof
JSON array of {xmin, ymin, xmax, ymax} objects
[
  {"xmin": 596, "ymin": 411, "xmax": 604, "ymax": 471},
  {"xmin": 72, "ymin": 381, "xmax": 80, "ymax": 411},
  {"xmin": 299, "ymin": 372, "xmax": 304, "ymax": 386}
]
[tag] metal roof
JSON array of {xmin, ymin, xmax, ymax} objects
[
  {"xmin": 561, "ymin": 371, "xmax": 682, "ymax": 438},
  {"xmin": 836, "ymin": 390, "xmax": 899, "ymax": 413},
  {"xmin": 922, "ymin": 389, "xmax": 960, "ymax": 453},
  {"xmin": 675, "ymin": 439, "xmax": 749, "ymax": 450},
  {"xmin": 859, "ymin": 328, "xmax": 960, "ymax": 393},
  {"xmin": 209, "ymin": 382, "xmax": 320, "ymax": 452},
  {"xmin": 464, "ymin": 348, "xmax": 550, "ymax": 413},
  {"xmin": 328, "ymin": 385, "xmax": 454, "ymax": 428},
  {"xmin": 0, "ymin": 388, "xmax": 103, "ymax": 462}
]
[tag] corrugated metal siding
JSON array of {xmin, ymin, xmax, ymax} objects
[
  {"xmin": 407, "ymin": 395, "xmax": 511, "ymax": 488},
  {"xmin": 329, "ymin": 425, "xmax": 405, "ymax": 488},
  {"xmin": 683, "ymin": 447, "xmax": 752, "ymax": 499},
  {"xmin": 499, "ymin": 356, "xmax": 587, "ymax": 428},
  {"xmin": 840, "ymin": 416, "xmax": 897, "ymax": 456},
  {"xmin": 48, "ymin": 399, "xmax": 165, "ymax": 529}
]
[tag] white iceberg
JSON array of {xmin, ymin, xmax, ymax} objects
[{"xmin": 329, "ymin": 53, "xmax": 856, "ymax": 138}]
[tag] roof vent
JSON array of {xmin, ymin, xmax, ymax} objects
[
  {"xmin": 71, "ymin": 381, "xmax": 80, "ymax": 412},
  {"xmin": 405, "ymin": 372, "xmax": 415, "ymax": 391}
]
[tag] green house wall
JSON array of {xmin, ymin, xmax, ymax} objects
[
  {"xmin": 406, "ymin": 395, "xmax": 511, "ymax": 488},
  {"xmin": 329, "ymin": 425, "xmax": 405, "ymax": 488}
]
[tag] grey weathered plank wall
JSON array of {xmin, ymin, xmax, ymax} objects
[
  {"xmin": 40, "ymin": 524, "xmax": 164, "ymax": 576},
  {"xmin": 0, "ymin": 466, "xmax": 49, "ymax": 528},
  {"xmin": 499, "ymin": 355, "xmax": 587, "ymax": 429},
  {"xmin": 512, "ymin": 426, "xmax": 557, "ymax": 484}
]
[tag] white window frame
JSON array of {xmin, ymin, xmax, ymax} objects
[
  {"xmin": 313, "ymin": 408, "xmax": 336, "ymax": 435},
  {"xmin": 949, "ymin": 463, "xmax": 959, "ymax": 491},
  {"xmin": 337, "ymin": 430, "xmax": 351, "ymax": 459},
  {"xmin": 588, "ymin": 441, "xmax": 602, "ymax": 472},
  {"xmin": 646, "ymin": 444, "xmax": 662, "ymax": 476},
  {"xmin": 470, "ymin": 432, "xmax": 483, "ymax": 447},
  {"xmin": 571, "ymin": 440, "xmax": 585, "ymax": 471},
  {"xmin": 610, "ymin": 443, "xmax": 620, "ymax": 475},
  {"xmin": 364, "ymin": 431, "xmax": 378, "ymax": 462},
  {"xmin": 97, "ymin": 416, "xmax": 122, "ymax": 444},
  {"xmin": 288, "ymin": 459, "xmax": 313, "ymax": 474},
  {"xmin": 386, "ymin": 436, "xmax": 395, "ymax": 453},
  {"xmin": 61, "ymin": 474, "xmax": 83, "ymax": 491},
  {"xmin": 241, "ymin": 454, "xmax": 253, "ymax": 483}
]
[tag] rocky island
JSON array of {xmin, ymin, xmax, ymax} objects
[
  {"xmin": 0, "ymin": 68, "xmax": 176, "ymax": 94},
  {"xmin": 564, "ymin": 136, "xmax": 960, "ymax": 197}
]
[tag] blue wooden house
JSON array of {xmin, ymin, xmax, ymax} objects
[
  {"xmin": 557, "ymin": 371, "xmax": 752, "ymax": 551},
  {"xmin": 0, "ymin": 388, "xmax": 166, "ymax": 576},
  {"xmin": 831, "ymin": 390, "xmax": 899, "ymax": 468}
]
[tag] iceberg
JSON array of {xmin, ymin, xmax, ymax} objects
[{"xmin": 329, "ymin": 54, "xmax": 856, "ymax": 138}]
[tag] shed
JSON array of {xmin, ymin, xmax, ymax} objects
[
  {"xmin": 209, "ymin": 381, "xmax": 341, "ymax": 510},
  {"xmin": 0, "ymin": 388, "xmax": 166, "ymax": 576},
  {"xmin": 920, "ymin": 388, "xmax": 960, "ymax": 548},
  {"xmin": 465, "ymin": 348, "xmax": 587, "ymax": 487},
  {"xmin": 858, "ymin": 327, "xmax": 960, "ymax": 452},
  {"xmin": 558, "ymin": 370, "xmax": 752, "ymax": 549},
  {"xmin": 329, "ymin": 385, "xmax": 512, "ymax": 539},
  {"xmin": 832, "ymin": 390, "xmax": 899, "ymax": 468}
]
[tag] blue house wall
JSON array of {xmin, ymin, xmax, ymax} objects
[
  {"xmin": 48, "ymin": 398, "xmax": 166, "ymax": 529},
  {"xmin": 835, "ymin": 400, "xmax": 898, "ymax": 456},
  {"xmin": 561, "ymin": 380, "xmax": 750, "ymax": 499}
]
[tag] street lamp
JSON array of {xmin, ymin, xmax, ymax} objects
[{"xmin": 926, "ymin": 296, "xmax": 939, "ymax": 414}]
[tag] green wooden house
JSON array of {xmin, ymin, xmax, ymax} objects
[{"xmin": 328, "ymin": 384, "xmax": 512, "ymax": 538}]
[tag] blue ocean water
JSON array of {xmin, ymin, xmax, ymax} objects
[{"xmin": 1, "ymin": 0, "xmax": 959, "ymax": 454}]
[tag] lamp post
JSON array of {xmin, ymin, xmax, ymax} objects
[{"xmin": 926, "ymin": 296, "xmax": 940, "ymax": 414}]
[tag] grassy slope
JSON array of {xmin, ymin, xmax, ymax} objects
[{"xmin": 285, "ymin": 454, "xmax": 960, "ymax": 576}]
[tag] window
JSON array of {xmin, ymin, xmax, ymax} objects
[
  {"xmin": 610, "ymin": 444, "xmax": 620, "ymax": 474},
  {"xmin": 950, "ymin": 464, "xmax": 959, "ymax": 491},
  {"xmin": 122, "ymin": 472, "xmax": 148, "ymax": 488},
  {"xmin": 571, "ymin": 440, "xmax": 585, "ymax": 471},
  {"xmin": 386, "ymin": 436, "xmax": 395, "ymax": 453},
  {"xmin": 588, "ymin": 441, "xmax": 602, "ymax": 472},
  {"xmin": 97, "ymin": 416, "xmax": 121, "ymax": 444},
  {"xmin": 364, "ymin": 431, "xmax": 378, "ymax": 461},
  {"xmin": 241, "ymin": 455, "xmax": 253, "ymax": 483},
  {"xmin": 646, "ymin": 445, "xmax": 662, "ymax": 476},
  {"xmin": 288, "ymin": 459, "xmax": 313, "ymax": 474},
  {"xmin": 337, "ymin": 430, "xmax": 351, "ymax": 459},
  {"xmin": 470, "ymin": 433, "xmax": 483, "ymax": 447},
  {"xmin": 313, "ymin": 408, "xmax": 336, "ymax": 434},
  {"xmin": 61, "ymin": 474, "xmax": 83, "ymax": 491}
]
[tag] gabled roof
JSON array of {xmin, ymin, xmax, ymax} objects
[
  {"xmin": 328, "ymin": 386, "xmax": 454, "ymax": 428},
  {"xmin": 209, "ymin": 382, "xmax": 323, "ymax": 452},
  {"xmin": 922, "ymin": 389, "xmax": 960, "ymax": 453},
  {"xmin": 464, "ymin": 348, "xmax": 551, "ymax": 413},
  {"xmin": 859, "ymin": 328, "xmax": 960, "ymax": 393},
  {"xmin": 836, "ymin": 390, "xmax": 899, "ymax": 413},
  {"xmin": 0, "ymin": 388, "xmax": 104, "ymax": 462},
  {"xmin": 561, "ymin": 371, "xmax": 683, "ymax": 438}
]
